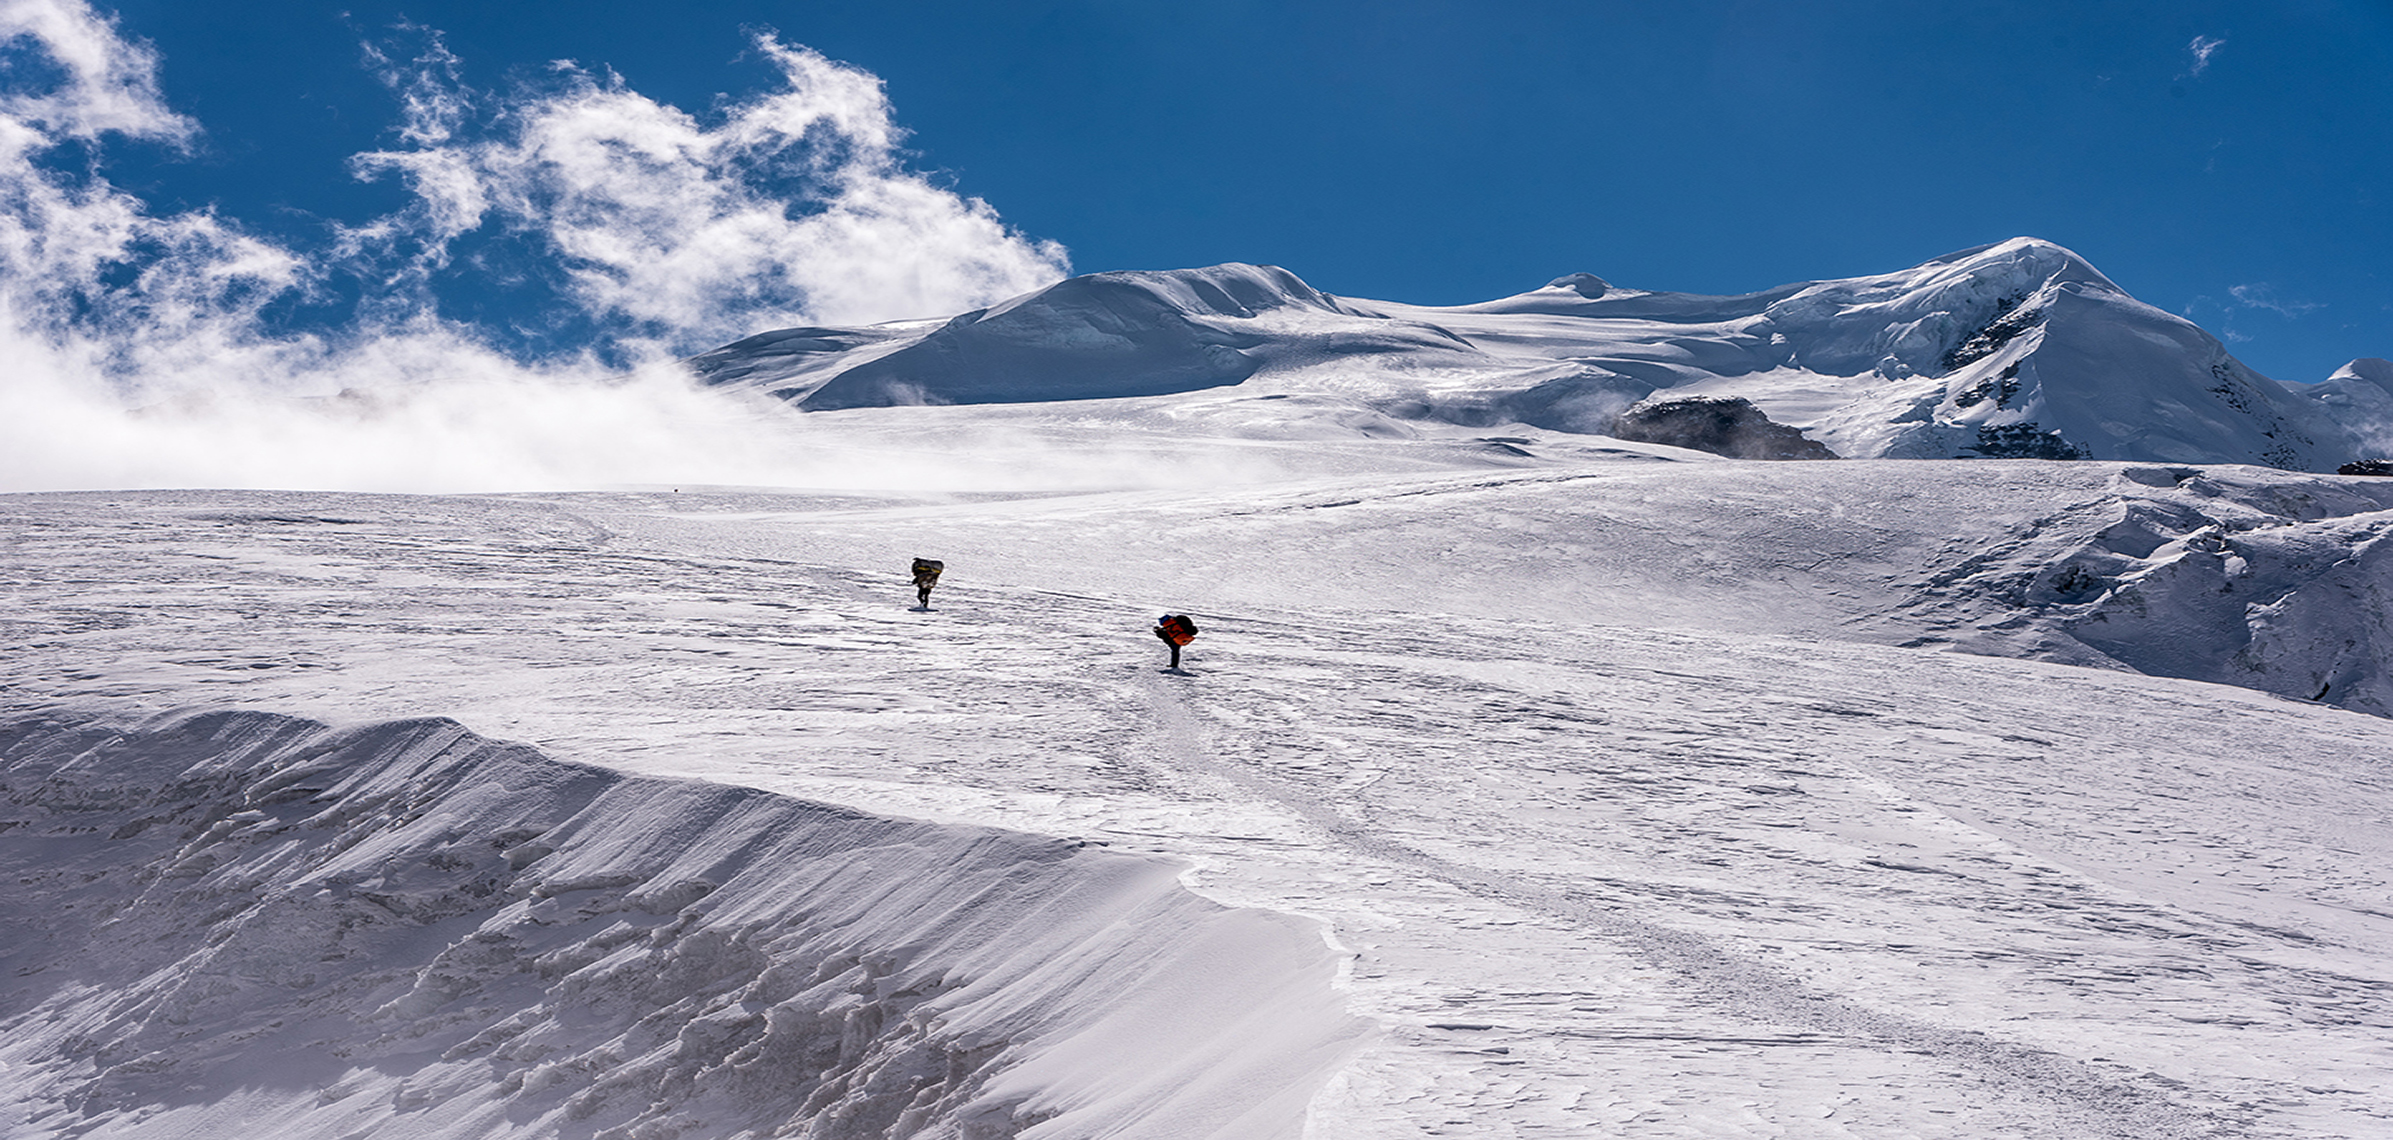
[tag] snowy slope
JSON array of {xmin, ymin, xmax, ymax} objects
[
  {"xmin": 688, "ymin": 239, "xmax": 2387, "ymax": 470},
  {"xmin": 6, "ymin": 436, "xmax": 2393, "ymax": 1138},
  {"xmin": 0, "ymin": 709, "xmax": 1358, "ymax": 1140},
  {"xmin": 793, "ymin": 265, "xmax": 1408, "ymax": 411}
]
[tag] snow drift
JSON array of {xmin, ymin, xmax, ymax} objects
[
  {"xmin": 689, "ymin": 239, "xmax": 2391, "ymax": 471},
  {"xmin": 0, "ymin": 710, "xmax": 1360, "ymax": 1140}
]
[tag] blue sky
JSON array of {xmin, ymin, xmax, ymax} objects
[{"xmin": 20, "ymin": 0, "xmax": 2393, "ymax": 382}]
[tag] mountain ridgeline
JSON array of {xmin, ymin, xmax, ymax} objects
[{"xmin": 686, "ymin": 240, "xmax": 2393, "ymax": 472}]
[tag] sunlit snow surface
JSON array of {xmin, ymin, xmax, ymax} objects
[
  {"xmin": 688, "ymin": 240, "xmax": 2393, "ymax": 475},
  {"xmin": 5, "ymin": 429, "xmax": 2393, "ymax": 1138}
]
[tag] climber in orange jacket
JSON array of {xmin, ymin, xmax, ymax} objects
[{"xmin": 1153, "ymin": 613, "xmax": 1198, "ymax": 670}]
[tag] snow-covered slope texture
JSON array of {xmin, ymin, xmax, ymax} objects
[
  {"xmin": 0, "ymin": 710, "xmax": 1359, "ymax": 1140},
  {"xmin": 7, "ymin": 479, "xmax": 2393, "ymax": 1138},
  {"xmin": 1868, "ymin": 463, "xmax": 2393, "ymax": 714},
  {"xmin": 687, "ymin": 239, "xmax": 2386, "ymax": 470}
]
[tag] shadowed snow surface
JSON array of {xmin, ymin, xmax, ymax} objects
[{"xmin": 0, "ymin": 710, "xmax": 1358, "ymax": 1140}]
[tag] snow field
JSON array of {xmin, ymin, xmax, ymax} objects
[{"xmin": 4, "ymin": 440, "xmax": 2393, "ymax": 1137}]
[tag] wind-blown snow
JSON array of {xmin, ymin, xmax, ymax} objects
[
  {"xmin": 0, "ymin": 2, "xmax": 1072, "ymax": 496},
  {"xmin": 0, "ymin": 709, "xmax": 1358, "ymax": 1139}
]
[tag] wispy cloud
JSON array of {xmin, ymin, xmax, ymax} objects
[
  {"xmin": 2228, "ymin": 283, "xmax": 2323, "ymax": 319},
  {"xmin": 0, "ymin": 0, "xmax": 1078, "ymax": 491},
  {"xmin": 2186, "ymin": 34, "xmax": 2226, "ymax": 77},
  {"xmin": 2182, "ymin": 282, "xmax": 2325, "ymax": 363},
  {"xmin": 0, "ymin": 0, "xmax": 308, "ymax": 387},
  {"xmin": 0, "ymin": 0, "xmax": 189, "ymax": 141}
]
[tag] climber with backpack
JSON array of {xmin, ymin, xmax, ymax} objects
[
  {"xmin": 1153, "ymin": 613, "xmax": 1198, "ymax": 671},
  {"xmin": 911, "ymin": 558, "xmax": 944, "ymax": 609}
]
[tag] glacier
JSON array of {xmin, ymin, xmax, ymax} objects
[{"xmin": 688, "ymin": 238, "xmax": 2392, "ymax": 472}]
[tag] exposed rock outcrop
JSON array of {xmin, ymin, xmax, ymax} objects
[{"xmin": 1607, "ymin": 395, "xmax": 1838, "ymax": 460}]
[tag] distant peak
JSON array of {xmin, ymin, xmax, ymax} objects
[
  {"xmin": 1545, "ymin": 273, "xmax": 1611, "ymax": 299},
  {"xmin": 2331, "ymin": 358, "xmax": 2393, "ymax": 391}
]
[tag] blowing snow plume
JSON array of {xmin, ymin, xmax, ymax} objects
[{"xmin": 0, "ymin": 0, "xmax": 1069, "ymax": 491}]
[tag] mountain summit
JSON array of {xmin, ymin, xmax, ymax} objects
[{"xmin": 688, "ymin": 239, "xmax": 2385, "ymax": 471}]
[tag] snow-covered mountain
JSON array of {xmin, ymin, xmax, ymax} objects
[{"xmin": 688, "ymin": 238, "xmax": 2390, "ymax": 471}]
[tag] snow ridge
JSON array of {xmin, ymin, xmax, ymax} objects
[
  {"xmin": 793, "ymin": 265, "xmax": 1376, "ymax": 411},
  {"xmin": 0, "ymin": 709, "xmax": 1360, "ymax": 1140},
  {"xmin": 687, "ymin": 239, "xmax": 2391, "ymax": 471}
]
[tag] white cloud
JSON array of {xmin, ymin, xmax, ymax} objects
[
  {"xmin": 0, "ymin": 0, "xmax": 188, "ymax": 141},
  {"xmin": 2229, "ymin": 283, "xmax": 2322, "ymax": 320},
  {"xmin": 0, "ymin": 0, "xmax": 306, "ymax": 389},
  {"xmin": 2187, "ymin": 34, "xmax": 2226, "ymax": 77},
  {"xmin": 0, "ymin": 3, "xmax": 1076, "ymax": 491},
  {"xmin": 346, "ymin": 30, "xmax": 1070, "ymax": 355}
]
